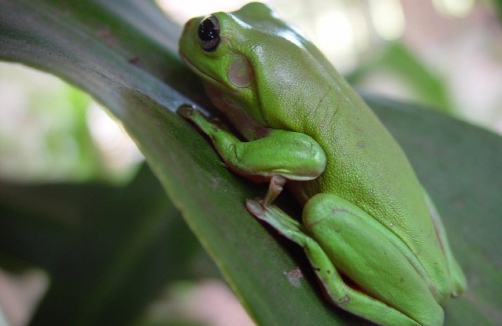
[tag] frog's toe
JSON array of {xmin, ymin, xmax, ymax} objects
[
  {"xmin": 246, "ymin": 198, "xmax": 266, "ymax": 218},
  {"xmin": 177, "ymin": 104, "xmax": 197, "ymax": 118}
]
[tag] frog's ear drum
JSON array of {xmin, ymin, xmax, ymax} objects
[{"xmin": 198, "ymin": 15, "xmax": 221, "ymax": 52}]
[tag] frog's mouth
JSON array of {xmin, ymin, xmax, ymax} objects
[{"xmin": 179, "ymin": 53, "xmax": 229, "ymax": 90}]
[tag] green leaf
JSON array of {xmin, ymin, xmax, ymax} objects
[
  {"xmin": 1, "ymin": 1, "xmax": 501, "ymax": 325},
  {"xmin": 0, "ymin": 165, "xmax": 201, "ymax": 326}
]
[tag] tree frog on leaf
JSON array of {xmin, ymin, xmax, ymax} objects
[{"xmin": 178, "ymin": 3, "xmax": 466, "ymax": 325}]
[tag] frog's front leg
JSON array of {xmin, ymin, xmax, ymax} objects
[
  {"xmin": 247, "ymin": 194, "xmax": 444, "ymax": 326},
  {"xmin": 178, "ymin": 105, "xmax": 326, "ymax": 190}
]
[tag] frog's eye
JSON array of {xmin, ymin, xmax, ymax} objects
[{"xmin": 198, "ymin": 15, "xmax": 221, "ymax": 52}]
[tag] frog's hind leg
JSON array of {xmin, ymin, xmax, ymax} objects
[{"xmin": 247, "ymin": 195, "xmax": 440, "ymax": 326}]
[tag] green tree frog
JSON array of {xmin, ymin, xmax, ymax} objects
[{"xmin": 177, "ymin": 3, "xmax": 466, "ymax": 325}]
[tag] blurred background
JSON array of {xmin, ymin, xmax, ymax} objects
[{"xmin": 1, "ymin": 0, "xmax": 501, "ymax": 325}]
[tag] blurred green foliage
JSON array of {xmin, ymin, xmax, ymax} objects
[
  {"xmin": 348, "ymin": 42, "xmax": 453, "ymax": 113},
  {"xmin": 0, "ymin": 64, "xmax": 108, "ymax": 182}
]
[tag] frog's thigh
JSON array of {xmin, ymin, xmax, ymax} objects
[{"xmin": 303, "ymin": 193, "xmax": 444, "ymax": 326}]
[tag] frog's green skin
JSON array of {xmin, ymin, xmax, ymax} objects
[{"xmin": 178, "ymin": 3, "xmax": 466, "ymax": 325}]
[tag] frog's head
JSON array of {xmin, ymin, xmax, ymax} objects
[{"xmin": 179, "ymin": 2, "xmax": 322, "ymax": 129}]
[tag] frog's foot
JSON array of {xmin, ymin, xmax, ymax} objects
[
  {"xmin": 178, "ymin": 104, "xmax": 227, "ymax": 130},
  {"xmin": 177, "ymin": 104, "xmax": 222, "ymax": 137},
  {"xmin": 245, "ymin": 198, "xmax": 265, "ymax": 216},
  {"xmin": 177, "ymin": 104, "xmax": 197, "ymax": 118},
  {"xmin": 246, "ymin": 199, "xmax": 308, "ymax": 246}
]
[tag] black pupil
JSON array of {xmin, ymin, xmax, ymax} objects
[{"xmin": 198, "ymin": 17, "xmax": 219, "ymax": 42}]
